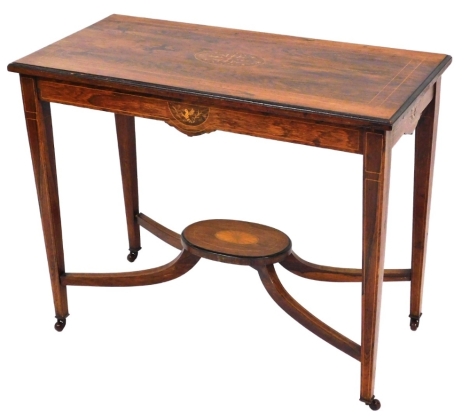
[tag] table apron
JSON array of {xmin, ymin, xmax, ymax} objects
[{"xmin": 38, "ymin": 79, "xmax": 362, "ymax": 154}]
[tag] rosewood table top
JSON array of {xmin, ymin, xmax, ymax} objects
[{"xmin": 8, "ymin": 14, "xmax": 451, "ymax": 127}]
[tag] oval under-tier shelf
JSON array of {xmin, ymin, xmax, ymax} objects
[{"xmin": 182, "ymin": 219, "xmax": 292, "ymax": 265}]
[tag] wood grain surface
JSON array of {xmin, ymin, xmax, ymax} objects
[
  {"xmin": 8, "ymin": 14, "xmax": 451, "ymax": 125},
  {"xmin": 182, "ymin": 219, "xmax": 292, "ymax": 265},
  {"xmin": 37, "ymin": 80, "xmax": 362, "ymax": 152}
]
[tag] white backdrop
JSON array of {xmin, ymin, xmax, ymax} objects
[{"xmin": 1, "ymin": 1, "xmax": 468, "ymax": 419}]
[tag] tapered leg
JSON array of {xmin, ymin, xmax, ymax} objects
[
  {"xmin": 409, "ymin": 79, "xmax": 441, "ymax": 331},
  {"xmin": 360, "ymin": 131, "xmax": 392, "ymax": 409},
  {"xmin": 115, "ymin": 114, "xmax": 141, "ymax": 262},
  {"xmin": 20, "ymin": 76, "xmax": 69, "ymax": 330}
]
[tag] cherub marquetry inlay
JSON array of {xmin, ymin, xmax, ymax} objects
[{"xmin": 168, "ymin": 103, "xmax": 210, "ymax": 126}]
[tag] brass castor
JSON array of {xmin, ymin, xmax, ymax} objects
[
  {"xmin": 54, "ymin": 318, "xmax": 66, "ymax": 332},
  {"xmin": 127, "ymin": 250, "xmax": 139, "ymax": 262},
  {"xmin": 368, "ymin": 398, "xmax": 381, "ymax": 411}
]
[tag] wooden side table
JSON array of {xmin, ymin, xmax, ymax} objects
[{"xmin": 7, "ymin": 15, "xmax": 451, "ymax": 410}]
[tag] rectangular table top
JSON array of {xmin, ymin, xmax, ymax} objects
[{"xmin": 8, "ymin": 14, "xmax": 451, "ymax": 126}]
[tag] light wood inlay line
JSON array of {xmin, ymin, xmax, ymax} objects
[
  {"xmin": 368, "ymin": 59, "xmax": 425, "ymax": 107},
  {"xmin": 368, "ymin": 59, "xmax": 413, "ymax": 104},
  {"xmin": 379, "ymin": 60, "xmax": 424, "ymax": 105}
]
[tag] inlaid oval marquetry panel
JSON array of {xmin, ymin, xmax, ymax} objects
[
  {"xmin": 195, "ymin": 51, "xmax": 264, "ymax": 66},
  {"xmin": 182, "ymin": 219, "xmax": 292, "ymax": 262},
  {"xmin": 215, "ymin": 230, "xmax": 259, "ymax": 245},
  {"xmin": 168, "ymin": 103, "xmax": 210, "ymax": 126}
]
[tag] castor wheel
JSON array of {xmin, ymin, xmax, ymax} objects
[
  {"xmin": 127, "ymin": 250, "xmax": 138, "ymax": 262},
  {"xmin": 54, "ymin": 318, "xmax": 66, "ymax": 332},
  {"xmin": 368, "ymin": 398, "xmax": 381, "ymax": 411},
  {"xmin": 409, "ymin": 314, "xmax": 421, "ymax": 331}
]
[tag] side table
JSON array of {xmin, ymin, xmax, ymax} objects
[{"xmin": 7, "ymin": 14, "xmax": 451, "ymax": 410}]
